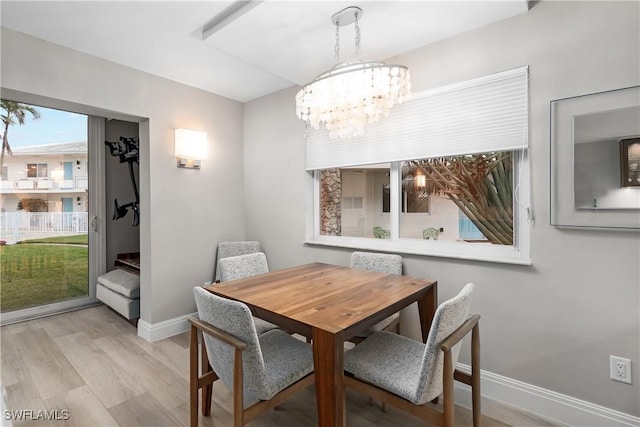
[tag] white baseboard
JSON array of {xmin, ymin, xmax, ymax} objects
[
  {"xmin": 137, "ymin": 312, "xmax": 197, "ymax": 342},
  {"xmin": 455, "ymin": 363, "xmax": 640, "ymax": 427}
]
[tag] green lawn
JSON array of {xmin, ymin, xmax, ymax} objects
[{"xmin": 0, "ymin": 242, "xmax": 88, "ymax": 312}]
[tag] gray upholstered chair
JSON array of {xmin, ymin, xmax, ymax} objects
[
  {"xmin": 218, "ymin": 252, "xmax": 269, "ymax": 282},
  {"xmin": 214, "ymin": 240, "xmax": 262, "ymax": 282},
  {"xmin": 190, "ymin": 287, "xmax": 315, "ymax": 427},
  {"xmin": 217, "ymin": 252, "xmax": 278, "ymax": 335},
  {"xmin": 349, "ymin": 251, "xmax": 403, "ymax": 343},
  {"xmin": 344, "ymin": 283, "xmax": 481, "ymax": 427}
]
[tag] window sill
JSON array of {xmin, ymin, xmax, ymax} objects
[{"xmin": 304, "ymin": 236, "xmax": 532, "ymax": 266}]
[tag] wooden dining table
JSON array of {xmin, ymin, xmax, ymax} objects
[{"xmin": 204, "ymin": 262, "xmax": 438, "ymax": 427}]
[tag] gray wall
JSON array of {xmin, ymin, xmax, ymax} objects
[
  {"xmin": 1, "ymin": 28, "xmax": 246, "ymax": 325},
  {"xmin": 105, "ymin": 119, "xmax": 140, "ymax": 269},
  {"xmin": 244, "ymin": 1, "xmax": 640, "ymax": 416}
]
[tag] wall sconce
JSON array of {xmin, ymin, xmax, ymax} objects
[
  {"xmin": 416, "ymin": 175, "xmax": 426, "ymax": 188},
  {"xmin": 175, "ymin": 128, "xmax": 207, "ymax": 169}
]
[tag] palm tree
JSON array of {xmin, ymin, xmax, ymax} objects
[
  {"xmin": 404, "ymin": 152, "xmax": 514, "ymax": 245},
  {"xmin": 0, "ymin": 100, "xmax": 41, "ymax": 173}
]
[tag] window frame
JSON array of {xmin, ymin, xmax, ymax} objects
[
  {"xmin": 26, "ymin": 162, "xmax": 48, "ymax": 178},
  {"xmin": 305, "ymin": 150, "xmax": 531, "ymax": 265}
]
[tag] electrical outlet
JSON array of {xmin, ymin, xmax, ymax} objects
[{"xmin": 610, "ymin": 355, "xmax": 632, "ymax": 384}]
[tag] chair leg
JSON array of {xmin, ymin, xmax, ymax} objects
[
  {"xmin": 471, "ymin": 323, "xmax": 481, "ymax": 427},
  {"xmin": 201, "ymin": 342, "xmax": 213, "ymax": 416},
  {"xmin": 442, "ymin": 349, "xmax": 455, "ymax": 427},
  {"xmin": 189, "ymin": 325, "xmax": 199, "ymax": 427},
  {"xmin": 368, "ymin": 396, "xmax": 388, "ymax": 412},
  {"xmin": 233, "ymin": 348, "xmax": 244, "ymax": 427}
]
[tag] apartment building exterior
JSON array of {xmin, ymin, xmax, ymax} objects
[
  {"xmin": 0, "ymin": 141, "xmax": 89, "ymax": 243},
  {"xmin": 1, "ymin": 141, "xmax": 88, "ymax": 213}
]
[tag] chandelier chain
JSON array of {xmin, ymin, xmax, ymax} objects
[
  {"xmin": 334, "ymin": 22, "xmax": 340, "ymax": 61},
  {"xmin": 354, "ymin": 11, "xmax": 361, "ymax": 58}
]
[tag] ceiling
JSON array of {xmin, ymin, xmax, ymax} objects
[{"xmin": 1, "ymin": 1, "xmax": 530, "ymax": 103}]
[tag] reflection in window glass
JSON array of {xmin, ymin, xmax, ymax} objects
[
  {"xmin": 382, "ymin": 182, "xmax": 429, "ymax": 214},
  {"xmin": 319, "ymin": 165, "xmax": 390, "ymax": 237}
]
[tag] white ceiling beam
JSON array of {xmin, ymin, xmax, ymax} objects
[{"xmin": 202, "ymin": 0, "xmax": 264, "ymax": 40}]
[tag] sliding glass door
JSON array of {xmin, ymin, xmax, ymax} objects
[{"xmin": 0, "ymin": 102, "xmax": 105, "ymax": 323}]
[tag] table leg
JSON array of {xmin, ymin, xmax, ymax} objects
[
  {"xmin": 312, "ymin": 328, "xmax": 346, "ymax": 427},
  {"xmin": 417, "ymin": 281, "xmax": 438, "ymax": 343}
]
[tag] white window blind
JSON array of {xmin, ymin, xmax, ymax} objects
[{"xmin": 306, "ymin": 66, "xmax": 529, "ymax": 171}]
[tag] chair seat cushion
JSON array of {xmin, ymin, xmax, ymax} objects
[
  {"xmin": 258, "ymin": 329, "xmax": 314, "ymax": 401},
  {"xmin": 345, "ymin": 331, "xmax": 426, "ymax": 404},
  {"xmin": 97, "ymin": 269, "xmax": 140, "ymax": 298}
]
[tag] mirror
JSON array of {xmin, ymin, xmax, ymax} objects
[
  {"xmin": 574, "ymin": 106, "xmax": 640, "ymax": 209},
  {"xmin": 551, "ymin": 86, "xmax": 640, "ymax": 229}
]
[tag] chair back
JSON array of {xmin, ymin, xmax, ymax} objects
[
  {"xmin": 218, "ymin": 252, "xmax": 269, "ymax": 282},
  {"xmin": 193, "ymin": 287, "xmax": 270, "ymax": 401},
  {"xmin": 214, "ymin": 241, "xmax": 262, "ymax": 281},
  {"xmin": 350, "ymin": 251, "xmax": 402, "ymax": 275},
  {"xmin": 416, "ymin": 282, "xmax": 474, "ymax": 403}
]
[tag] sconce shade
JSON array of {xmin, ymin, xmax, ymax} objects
[{"xmin": 175, "ymin": 128, "xmax": 207, "ymax": 169}]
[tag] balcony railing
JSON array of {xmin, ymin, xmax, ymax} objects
[
  {"xmin": 0, "ymin": 177, "xmax": 88, "ymax": 192},
  {"xmin": 0, "ymin": 212, "xmax": 89, "ymax": 243}
]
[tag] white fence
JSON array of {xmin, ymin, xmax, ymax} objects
[{"xmin": 0, "ymin": 212, "xmax": 88, "ymax": 243}]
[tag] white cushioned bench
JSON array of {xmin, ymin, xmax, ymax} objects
[{"xmin": 96, "ymin": 268, "xmax": 140, "ymax": 320}]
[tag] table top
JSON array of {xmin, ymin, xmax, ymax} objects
[{"xmin": 205, "ymin": 262, "xmax": 436, "ymax": 338}]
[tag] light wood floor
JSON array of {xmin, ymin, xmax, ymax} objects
[{"xmin": 1, "ymin": 305, "xmax": 564, "ymax": 427}]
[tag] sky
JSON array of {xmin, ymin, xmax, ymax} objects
[{"xmin": 2, "ymin": 104, "xmax": 87, "ymax": 148}]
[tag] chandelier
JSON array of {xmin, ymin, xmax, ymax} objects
[{"xmin": 295, "ymin": 6, "xmax": 411, "ymax": 139}]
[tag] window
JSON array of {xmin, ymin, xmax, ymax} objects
[
  {"xmin": 305, "ymin": 67, "xmax": 531, "ymax": 264},
  {"xmin": 27, "ymin": 163, "xmax": 48, "ymax": 178},
  {"xmin": 317, "ymin": 150, "xmax": 518, "ymax": 242},
  {"xmin": 320, "ymin": 165, "xmax": 390, "ymax": 238}
]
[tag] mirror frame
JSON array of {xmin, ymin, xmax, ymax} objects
[{"xmin": 550, "ymin": 86, "xmax": 640, "ymax": 230}]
